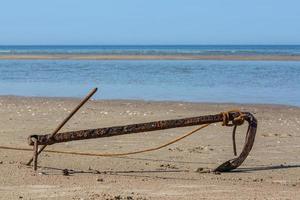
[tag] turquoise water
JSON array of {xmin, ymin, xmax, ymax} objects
[
  {"xmin": 1, "ymin": 45, "xmax": 300, "ymax": 56},
  {"xmin": 0, "ymin": 60, "xmax": 299, "ymax": 106}
]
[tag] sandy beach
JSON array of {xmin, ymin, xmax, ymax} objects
[
  {"xmin": 1, "ymin": 54, "xmax": 300, "ymax": 61},
  {"xmin": 2, "ymin": 0, "xmax": 300, "ymax": 199},
  {"xmin": 0, "ymin": 96, "xmax": 299, "ymax": 199}
]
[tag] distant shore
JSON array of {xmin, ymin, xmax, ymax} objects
[{"xmin": 1, "ymin": 54, "xmax": 300, "ymax": 61}]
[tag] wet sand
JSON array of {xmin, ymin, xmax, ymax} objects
[
  {"xmin": 1, "ymin": 54, "xmax": 300, "ymax": 61},
  {"xmin": 0, "ymin": 96, "xmax": 299, "ymax": 199}
]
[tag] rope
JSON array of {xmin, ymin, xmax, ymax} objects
[
  {"xmin": 0, "ymin": 124, "xmax": 210, "ymax": 157},
  {"xmin": 221, "ymin": 110, "xmax": 246, "ymax": 156},
  {"xmin": 0, "ymin": 111, "xmax": 245, "ymax": 158}
]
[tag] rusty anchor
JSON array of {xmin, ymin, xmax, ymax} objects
[{"xmin": 26, "ymin": 88, "xmax": 257, "ymax": 173}]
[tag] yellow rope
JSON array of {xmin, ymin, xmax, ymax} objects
[{"xmin": 0, "ymin": 110, "xmax": 245, "ymax": 157}]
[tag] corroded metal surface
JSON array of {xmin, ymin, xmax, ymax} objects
[
  {"xmin": 29, "ymin": 113, "xmax": 225, "ymax": 146},
  {"xmin": 28, "ymin": 111, "xmax": 257, "ymax": 172},
  {"xmin": 213, "ymin": 112, "xmax": 257, "ymax": 172},
  {"xmin": 26, "ymin": 87, "xmax": 98, "ymax": 166}
]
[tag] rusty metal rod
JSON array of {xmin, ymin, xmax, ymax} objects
[
  {"xmin": 28, "ymin": 111, "xmax": 257, "ymax": 172},
  {"xmin": 213, "ymin": 112, "xmax": 257, "ymax": 172},
  {"xmin": 33, "ymin": 138, "xmax": 38, "ymax": 171},
  {"xmin": 26, "ymin": 87, "xmax": 98, "ymax": 165},
  {"xmin": 29, "ymin": 112, "xmax": 238, "ymax": 146}
]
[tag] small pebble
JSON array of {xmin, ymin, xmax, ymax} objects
[
  {"xmin": 97, "ymin": 178, "xmax": 104, "ymax": 182},
  {"xmin": 195, "ymin": 167, "xmax": 204, "ymax": 172},
  {"xmin": 213, "ymin": 171, "xmax": 221, "ymax": 175},
  {"xmin": 62, "ymin": 169, "xmax": 70, "ymax": 176},
  {"xmin": 114, "ymin": 195, "xmax": 122, "ymax": 200}
]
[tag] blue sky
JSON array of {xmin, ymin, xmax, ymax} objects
[{"xmin": 0, "ymin": 0, "xmax": 299, "ymax": 45}]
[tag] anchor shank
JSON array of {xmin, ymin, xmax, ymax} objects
[{"xmin": 28, "ymin": 113, "xmax": 236, "ymax": 146}]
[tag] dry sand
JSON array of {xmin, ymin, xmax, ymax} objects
[
  {"xmin": 1, "ymin": 54, "xmax": 300, "ymax": 61},
  {"xmin": 0, "ymin": 96, "xmax": 299, "ymax": 199}
]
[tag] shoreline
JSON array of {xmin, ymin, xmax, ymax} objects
[
  {"xmin": 0, "ymin": 95, "xmax": 299, "ymax": 109},
  {"xmin": 1, "ymin": 54, "xmax": 300, "ymax": 61}
]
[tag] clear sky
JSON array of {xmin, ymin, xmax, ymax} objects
[{"xmin": 1, "ymin": 0, "xmax": 300, "ymax": 45}]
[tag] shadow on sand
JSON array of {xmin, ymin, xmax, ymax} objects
[
  {"xmin": 233, "ymin": 164, "xmax": 300, "ymax": 173},
  {"xmin": 31, "ymin": 163, "xmax": 300, "ymax": 180},
  {"xmin": 36, "ymin": 165, "xmax": 198, "ymax": 180}
]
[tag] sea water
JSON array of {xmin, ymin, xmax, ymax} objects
[
  {"xmin": 0, "ymin": 59, "xmax": 299, "ymax": 106},
  {"xmin": 1, "ymin": 45, "xmax": 300, "ymax": 56}
]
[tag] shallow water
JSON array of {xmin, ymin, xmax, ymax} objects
[{"xmin": 0, "ymin": 60, "xmax": 299, "ymax": 106}]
